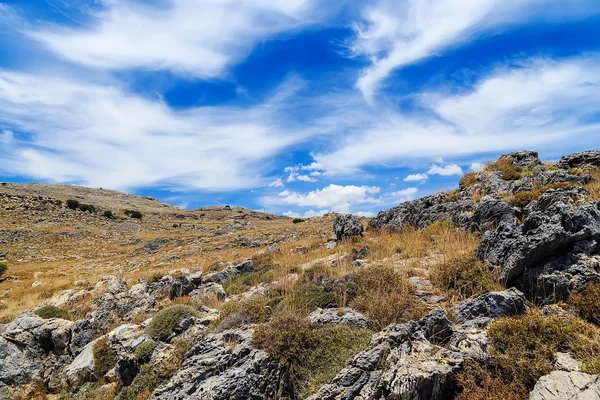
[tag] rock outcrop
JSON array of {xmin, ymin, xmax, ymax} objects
[
  {"xmin": 530, "ymin": 371, "xmax": 600, "ymax": 400},
  {"xmin": 558, "ymin": 150, "xmax": 600, "ymax": 169},
  {"xmin": 334, "ymin": 214, "xmax": 364, "ymax": 240},
  {"xmin": 453, "ymin": 288, "xmax": 528, "ymax": 328}
]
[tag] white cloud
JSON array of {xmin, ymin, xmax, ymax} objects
[
  {"xmin": 354, "ymin": 211, "xmax": 376, "ymax": 218},
  {"xmin": 263, "ymin": 184, "xmax": 381, "ymax": 212},
  {"xmin": 283, "ymin": 209, "xmax": 331, "ymax": 218},
  {"xmin": 390, "ymin": 187, "xmax": 418, "ymax": 202},
  {"xmin": 283, "ymin": 210, "xmax": 301, "ymax": 218},
  {"xmin": 469, "ymin": 162, "xmax": 484, "ymax": 172},
  {"xmin": 286, "ymin": 172, "xmax": 317, "ymax": 182},
  {"xmin": 0, "ymin": 71, "xmax": 309, "ymax": 190},
  {"xmin": 428, "ymin": 164, "xmax": 464, "ymax": 176},
  {"xmin": 350, "ymin": 0, "xmax": 600, "ymax": 100},
  {"xmin": 313, "ymin": 55, "xmax": 600, "ymax": 173},
  {"xmin": 0, "ymin": 129, "xmax": 13, "ymax": 144},
  {"xmin": 26, "ymin": 0, "xmax": 334, "ymax": 77},
  {"xmin": 404, "ymin": 173, "xmax": 428, "ymax": 182},
  {"xmin": 269, "ymin": 178, "xmax": 284, "ymax": 187}
]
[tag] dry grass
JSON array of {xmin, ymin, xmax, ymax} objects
[
  {"xmin": 459, "ymin": 172, "xmax": 478, "ymax": 189},
  {"xmin": 568, "ymin": 283, "xmax": 600, "ymax": 325},
  {"xmin": 585, "ymin": 169, "xmax": 600, "ymax": 200},
  {"xmin": 484, "ymin": 158, "xmax": 524, "ymax": 181},
  {"xmin": 456, "ymin": 359, "xmax": 528, "ymax": 400}
]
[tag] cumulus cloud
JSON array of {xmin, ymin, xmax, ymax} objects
[
  {"xmin": 0, "ymin": 71, "xmax": 309, "ymax": 190},
  {"xmin": 404, "ymin": 173, "xmax": 428, "ymax": 182},
  {"xmin": 469, "ymin": 162, "xmax": 484, "ymax": 172},
  {"xmin": 350, "ymin": 0, "xmax": 600, "ymax": 100},
  {"xmin": 269, "ymin": 178, "xmax": 284, "ymax": 187},
  {"xmin": 390, "ymin": 187, "xmax": 418, "ymax": 202},
  {"xmin": 428, "ymin": 164, "xmax": 464, "ymax": 176},
  {"xmin": 313, "ymin": 55, "xmax": 600, "ymax": 173},
  {"xmin": 26, "ymin": 0, "xmax": 335, "ymax": 77},
  {"xmin": 263, "ymin": 184, "xmax": 381, "ymax": 212}
]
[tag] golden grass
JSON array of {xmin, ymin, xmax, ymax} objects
[{"xmin": 586, "ymin": 169, "xmax": 600, "ymax": 200}]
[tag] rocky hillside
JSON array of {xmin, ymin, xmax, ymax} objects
[{"xmin": 1, "ymin": 150, "xmax": 599, "ymax": 400}]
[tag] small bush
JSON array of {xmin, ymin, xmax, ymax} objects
[
  {"xmin": 130, "ymin": 211, "xmax": 143, "ymax": 219},
  {"xmin": 119, "ymin": 363, "xmax": 160, "ymax": 400},
  {"xmin": 134, "ymin": 341, "xmax": 156, "ymax": 364},
  {"xmin": 213, "ymin": 296, "xmax": 273, "ymax": 332},
  {"xmin": 0, "ymin": 263, "xmax": 7, "ymax": 277},
  {"xmin": 78, "ymin": 203, "xmax": 96, "ymax": 213},
  {"xmin": 485, "ymin": 159, "xmax": 523, "ymax": 181},
  {"xmin": 145, "ymin": 305, "xmax": 196, "ymax": 341},
  {"xmin": 34, "ymin": 305, "xmax": 72, "ymax": 320},
  {"xmin": 569, "ymin": 283, "xmax": 600, "ymax": 325},
  {"xmin": 456, "ymin": 359, "xmax": 528, "ymax": 400},
  {"xmin": 93, "ymin": 337, "xmax": 116, "ymax": 379},
  {"xmin": 351, "ymin": 264, "xmax": 424, "ymax": 329},
  {"xmin": 66, "ymin": 199, "xmax": 80, "ymax": 210},
  {"xmin": 487, "ymin": 310, "xmax": 600, "ymax": 389},
  {"xmin": 103, "ymin": 210, "xmax": 114, "ymax": 219},
  {"xmin": 459, "ymin": 172, "xmax": 478, "ymax": 188},
  {"xmin": 292, "ymin": 218, "xmax": 304, "ymax": 224},
  {"xmin": 431, "ymin": 253, "xmax": 501, "ymax": 301}
]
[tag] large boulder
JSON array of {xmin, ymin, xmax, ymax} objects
[
  {"xmin": 333, "ymin": 214, "xmax": 364, "ymax": 240},
  {"xmin": 151, "ymin": 328, "xmax": 291, "ymax": 399},
  {"xmin": 453, "ymin": 288, "xmax": 528, "ymax": 328},
  {"xmin": 499, "ymin": 150, "xmax": 542, "ymax": 169},
  {"xmin": 530, "ymin": 371, "xmax": 600, "ymax": 400},
  {"xmin": 558, "ymin": 150, "xmax": 600, "ymax": 170}
]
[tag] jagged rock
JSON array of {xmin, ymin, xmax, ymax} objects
[
  {"xmin": 307, "ymin": 310, "xmax": 460, "ymax": 400},
  {"xmin": 334, "ymin": 214, "xmax": 364, "ymax": 240},
  {"xmin": 265, "ymin": 243, "xmax": 280, "ymax": 254},
  {"xmin": 65, "ymin": 339, "xmax": 97, "ymax": 387},
  {"xmin": 188, "ymin": 271, "xmax": 203, "ymax": 285},
  {"xmin": 500, "ymin": 150, "xmax": 542, "ymax": 169},
  {"xmin": 558, "ymin": 150, "xmax": 600, "ymax": 169},
  {"xmin": 308, "ymin": 308, "xmax": 372, "ymax": 329},
  {"xmin": 70, "ymin": 318, "xmax": 93, "ymax": 356},
  {"xmin": 453, "ymin": 288, "xmax": 528, "ymax": 328},
  {"xmin": 151, "ymin": 329, "xmax": 291, "ymax": 399},
  {"xmin": 169, "ymin": 275, "xmax": 195, "ymax": 299},
  {"xmin": 0, "ymin": 316, "xmax": 73, "ymax": 386},
  {"xmin": 554, "ymin": 352, "xmax": 581, "ymax": 372},
  {"xmin": 189, "ymin": 283, "xmax": 227, "ymax": 304},
  {"xmin": 468, "ymin": 196, "xmax": 517, "ymax": 231},
  {"xmin": 203, "ymin": 259, "xmax": 253, "ymax": 284},
  {"xmin": 477, "ymin": 192, "xmax": 600, "ymax": 286},
  {"xmin": 530, "ymin": 371, "xmax": 600, "ymax": 400}
]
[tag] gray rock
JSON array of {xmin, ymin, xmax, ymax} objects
[
  {"xmin": 308, "ymin": 308, "xmax": 372, "ymax": 329},
  {"xmin": 469, "ymin": 196, "xmax": 517, "ymax": 231},
  {"xmin": 554, "ymin": 352, "xmax": 581, "ymax": 372},
  {"xmin": 530, "ymin": 371, "xmax": 600, "ymax": 400},
  {"xmin": 188, "ymin": 271, "xmax": 203, "ymax": 285},
  {"xmin": 453, "ymin": 288, "xmax": 527, "ymax": 328},
  {"xmin": 203, "ymin": 259, "xmax": 253, "ymax": 284},
  {"xmin": 334, "ymin": 214, "xmax": 364, "ymax": 240},
  {"xmin": 70, "ymin": 318, "xmax": 93, "ymax": 356},
  {"xmin": 558, "ymin": 150, "xmax": 600, "ymax": 169},
  {"xmin": 65, "ymin": 340, "xmax": 97, "ymax": 387},
  {"xmin": 151, "ymin": 329, "xmax": 291, "ymax": 399},
  {"xmin": 499, "ymin": 150, "xmax": 542, "ymax": 169},
  {"xmin": 189, "ymin": 283, "xmax": 227, "ymax": 304},
  {"xmin": 169, "ymin": 275, "xmax": 195, "ymax": 299}
]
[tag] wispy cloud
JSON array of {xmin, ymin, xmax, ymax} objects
[
  {"xmin": 404, "ymin": 173, "xmax": 428, "ymax": 182},
  {"xmin": 25, "ymin": 0, "xmax": 335, "ymax": 77},
  {"xmin": 428, "ymin": 164, "xmax": 463, "ymax": 176}
]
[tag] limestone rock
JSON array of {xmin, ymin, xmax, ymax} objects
[
  {"xmin": 530, "ymin": 371, "xmax": 600, "ymax": 400},
  {"xmin": 308, "ymin": 308, "xmax": 372, "ymax": 329},
  {"xmin": 453, "ymin": 288, "xmax": 528, "ymax": 328},
  {"xmin": 333, "ymin": 214, "xmax": 364, "ymax": 240}
]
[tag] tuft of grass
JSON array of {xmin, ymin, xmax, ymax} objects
[
  {"xmin": 487, "ymin": 310, "xmax": 600, "ymax": 389},
  {"xmin": 459, "ymin": 172, "xmax": 478, "ymax": 189},
  {"xmin": 456, "ymin": 359, "xmax": 528, "ymax": 400},
  {"xmin": 431, "ymin": 253, "xmax": 502, "ymax": 302},
  {"xmin": 485, "ymin": 159, "xmax": 523, "ymax": 181},
  {"xmin": 506, "ymin": 182, "xmax": 574, "ymax": 208},
  {"xmin": 93, "ymin": 337, "xmax": 116, "ymax": 379},
  {"xmin": 351, "ymin": 264, "xmax": 425, "ymax": 329},
  {"xmin": 145, "ymin": 305, "xmax": 196, "ymax": 341},
  {"xmin": 0, "ymin": 263, "xmax": 7, "ymax": 277},
  {"xmin": 585, "ymin": 169, "xmax": 600, "ymax": 200},
  {"xmin": 568, "ymin": 283, "xmax": 600, "ymax": 325},
  {"xmin": 134, "ymin": 341, "xmax": 156, "ymax": 364},
  {"xmin": 34, "ymin": 305, "xmax": 72, "ymax": 320},
  {"xmin": 252, "ymin": 311, "xmax": 372, "ymax": 398},
  {"xmin": 212, "ymin": 295, "xmax": 274, "ymax": 332},
  {"xmin": 222, "ymin": 253, "xmax": 278, "ymax": 295}
]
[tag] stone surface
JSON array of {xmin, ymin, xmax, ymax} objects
[
  {"xmin": 203, "ymin": 259, "xmax": 254, "ymax": 284},
  {"xmin": 453, "ymin": 288, "xmax": 528, "ymax": 328},
  {"xmin": 530, "ymin": 371, "xmax": 600, "ymax": 400},
  {"xmin": 308, "ymin": 308, "xmax": 372, "ymax": 329},
  {"xmin": 333, "ymin": 214, "xmax": 364, "ymax": 240},
  {"xmin": 554, "ymin": 352, "xmax": 581, "ymax": 372},
  {"xmin": 558, "ymin": 150, "xmax": 600, "ymax": 169}
]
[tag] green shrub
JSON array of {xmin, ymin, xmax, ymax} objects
[
  {"xmin": 253, "ymin": 312, "xmax": 372, "ymax": 397},
  {"xmin": 213, "ymin": 295, "xmax": 274, "ymax": 332},
  {"xmin": 78, "ymin": 203, "xmax": 95, "ymax": 213},
  {"xmin": 66, "ymin": 199, "xmax": 80, "ymax": 210},
  {"xmin": 130, "ymin": 211, "xmax": 143, "ymax": 219},
  {"xmin": 145, "ymin": 305, "xmax": 196, "ymax": 341},
  {"xmin": 569, "ymin": 284, "xmax": 600, "ymax": 325},
  {"xmin": 0, "ymin": 263, "xmax": 7, "ymax": 277},
  {"xmin": 103, "ymin": 210, "xmax": 114, "ymax": 219},
  {"xmin": 34, "ymin": 305, "xmax": 72, "ymax": 320},
  {"xmin": 134, "ymin": 341, "xmax": 156, "ymax": 364},
  {"xmin": 93, "ymin": 337, "xmax": 116, "ymax": 379},
  {"xmin": 487, "ymin": 310, "xmax": 600, "ymax": 389},
  {"xmin": 292, "ymin": 218, "xmax": 304, "ymax": 224}
]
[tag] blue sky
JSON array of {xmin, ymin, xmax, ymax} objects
[{"xmin": 0, "ymin": 1, "xmax": 599, "ymax": 217}]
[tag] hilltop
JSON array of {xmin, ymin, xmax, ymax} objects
[{"xmin": 0, "ymin": 150, "xmax": 599, "ymax": 400}]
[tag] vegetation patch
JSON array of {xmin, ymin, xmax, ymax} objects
[
  {"xmin": 93, "ymin": 337, "xmax": 116, "ymax": 379},
  {"xmin": 507, "ymin": 182, "xmax": 574, "ymax": 208},
  {"xmin": 134, "ymin": 341, "xmax": 156, "ymax": 364},
  {"xmin": 145, "ymin": 305, "xmax": 196, "ymax": 341},
  {"xmin": 34, "ymin": 305, "xmax": 72, "ymax": 320},
  {"xmin": 0, "ymin": 263, "xmax": 7, "ymax": 277},
  {"xmin": 212, "ymin": 295, "xmax": 274, "ymax": 332},
  {"xmin": 103, "ymin": 210, "xmax": 114, "ymax": 219},
  {"xmin": 456, "ymin": 359, "xmax": 528, "ymax": 400},
  {"xmin": 292, "ymin": 218, "xmax": 304, "ymax": 224},
  {"xmin": 459, "ymin": 172, "xmax": 478, "ymax": 189},
  {"xmin": 431, "ymin": 253, "xmax": 501, "ymax": 301},
  {"xmin": 66, "ymin": 199, "xmax": 81, "ymax": 210},
  {"xmin": 253, "ymin": 312, "xmax": 372, "ymax": 398},
  {"xmin": 222, "ymin": 253, "xmax": 278, "ymax": 295},
  {"xmin": 484, "ymin": 159, "xmax": 524, "ymax": 181},
  {"xmin": 78, "ymin": 204, "xmax": 96, "ymax": 213},
  {"xmin": 568, "ymin": 283, "xmax": 600, "ymax": 325},
  {"xmin": 351, "ymin": 264, "xmax": 424, "ymax": 329}
]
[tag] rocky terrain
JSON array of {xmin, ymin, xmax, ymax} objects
[{"xmin": 0, "ymin": 150, "xmax": 599, "ymax": 400}]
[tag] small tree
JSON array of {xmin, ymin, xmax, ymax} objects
[
  {"xmin": 0, "ymin": 263, "xmax": 7, "ymax": 277},
  {"xmin": 130, "ymin": 211, "xmax": 143, "ymax": 220},
  {"xmin": 78, "ymin": 204, "xmax": 95, "ymax": 213},
  {"xmin": 103, "ymin": 210, "xmax": 114, "ymax": 219},
  {"xmin": 66, "ymin": 199, "xmax": 80, "ymax": 210}
]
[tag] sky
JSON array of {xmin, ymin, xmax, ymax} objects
[{"xmin": 0, "ymin": 1, "xmax": 599, "ymax": 217}]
